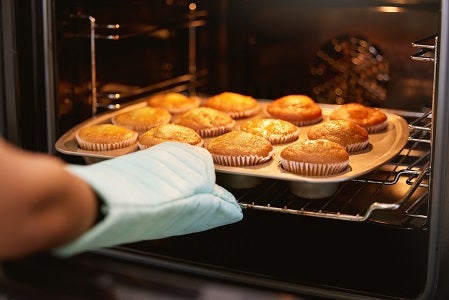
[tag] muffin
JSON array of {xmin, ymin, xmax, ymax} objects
[
  {"xmin": 146, "ymin": 92, "xmax": 201, "ymax": 114},
  {"xmin": 204, "ymin": 92, "xmax": 260, "ymax": 119},
  {"xmin": 329, "ymin": 103, "xmax": 388, "ymax": 133},
  {"xmin": 307, "ymin": 119, "xmax": 369, "ymax": 153},
  {"xmin": 239, "ymin": 118, "xmax": 300, "ymax": 144},
  {"xmin": 206, "ymin": 131, "xmax": 274, "ymax": 166},
  {"xmin": 266, "ymin": 95, "xmax": 323, "ymax": 126},
  {"xmin": 138, "ymin": 124, "xmax": 204, "ymax": 149},
  {"xmin": 76, "ymin": 124, "xmax": 138, "ymax": 151},
  {"xmin": 111, "ymin": 106, "xmax": 171, "ymax": 132},
  {"xmin": 174, "ymin": 107, "xmax": 236, "ymax": 138},
  {"xmin": 280, "ymin": 139, "xmax": 349, "ymax": 176}
]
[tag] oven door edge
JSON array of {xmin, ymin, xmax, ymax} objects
[{"xmin": 422, "ymin": 1, "xmax": 449, "ymax": 299}]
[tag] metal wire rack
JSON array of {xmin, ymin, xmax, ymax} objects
[
  {"xmin": 233, "ymin": 36, "xmax": 437, "ymax": 230},
  {"xmin": 63, "ymin": 5, "xmax": 206, "ymax": 114},
  {"xmin": 233, "ymin": 125, "xmax": 430, "ymax": 229}
]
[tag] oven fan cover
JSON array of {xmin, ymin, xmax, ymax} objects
[{"xmin": 311, "ymin": 35, "xmax": 390, "ymax": 106}]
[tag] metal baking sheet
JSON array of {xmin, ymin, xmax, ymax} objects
[{"xmin": 56, "ymin": 100, "xmax": 409, "ymax": 185}]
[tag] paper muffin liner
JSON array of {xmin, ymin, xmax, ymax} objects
[
  {"xmin": 76, "ymin": 133, "xmax": 138, "ymax": 151},
  {"xmin": 197, "ymin": 121, "xmax": 236, "ymax": 138},
  {"xmin": 345, "ymin": 139, "xmax": 370, "ymax": 153},
  {"xmin": 268, "ymin": 129, "xmax": 300, "ymax": 145},
  {"xmin": 211, "ymin": 151, "xmax": 274, "ymax": 167},
  {"xmin": 290, "ymin": 116, "xmax": 323, "ymax": 127},
  {"xmin": 138, "ymin": 139, "xmax": 204, "ymax": 150},
  {"xmin": 280, "ymin": 158, "xmax": 349, "ymax": 176},
  {"xmin": 228, "ymin": 105, "xmax": 261, "ymax": 119},
  {"xmin": 365, "ymin": 119, "xmax": 388, "ymax": 133}
]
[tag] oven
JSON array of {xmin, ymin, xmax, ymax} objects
[{"xmin": 1, "ymin": 0, "xmax": 448, "ymax": 299}]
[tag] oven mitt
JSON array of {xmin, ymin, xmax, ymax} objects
[{"xmin": 53, "ymin": 142, "xmax": 243, "ymax": 257}]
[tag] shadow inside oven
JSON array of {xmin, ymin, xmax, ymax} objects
[{"xmin": 117, "ymin": 207, "xmax": 429, "ymax": 299}]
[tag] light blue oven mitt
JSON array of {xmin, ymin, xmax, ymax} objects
[{"xmin": 53, "ymin": 142, "xmax": 243, "ymax": 256}]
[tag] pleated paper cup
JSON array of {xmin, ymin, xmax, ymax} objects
[
  {"xmin": 211, "ymin": 151, "xmax": 274, "ymax": 167},
  {"xmin": 280, "ymin": 158, "xmax": 349, "ymax": 176},
  {"xmin": 365, "ymin": 119, "xmax": 388, "ymax": 133},
  {"xmin": 267, "ymin": 129, "xmax": 300, "ymax": 145},
  {"xmin": 197, "ymin": 121, "xmax": 236, "ymax": 138},
  {"xmin": 345, "ymin": 140, "xmax": 370, "ymax": 153}
]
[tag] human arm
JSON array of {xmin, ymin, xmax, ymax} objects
[
  {"xmin": 0, "ymin": 137, "xmax": 98, "ymax": 260},
  {"xmin": 54, "ymin": 141, "xmax": 242, "ymax": 256},
  {"xmin": 0, "ymin": 138, "xmax": 243, "ymax": 259}
]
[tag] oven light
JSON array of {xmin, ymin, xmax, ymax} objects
[
  {"xmin": 376, "ymin": 6, "xmax": 404, "ymax": 13},
  {"xmin": 189, "ymin": 3, "xmax": 197, "ymax": 11}
]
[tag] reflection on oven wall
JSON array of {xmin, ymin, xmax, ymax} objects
[
  {"xmin": 55, "ymin": 0, "xmax": 210, "ymax": 135},
  {"xmin": 54, "ymin": 0, "xmax": 438, "ymax": 135},
  {"xmin": 219, "ymin": 1, "xmax": 438, "ymax": 111}
]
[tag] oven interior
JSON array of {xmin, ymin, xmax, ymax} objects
[{"xmin": 4, "ymin": 1, "xmax": 445, "ymax": 299}]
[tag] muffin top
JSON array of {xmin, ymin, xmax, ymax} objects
[
  {"xmin": 206, "ymin": 131, "xmax": 273, "ymax": 157},
  {"xmin": 329, "ymin": 103, "xmax": 387, "ymax": 131},
  {"xmin": 111, "ymin": 106, "xmax": 171, "ymax": 131},
  {"xmin": 307, "ymin": 119, "xmax": 369, "ymax": 149},
  {"xmin": 239, "ymin": 118, "xmax": 299, "ymax": 143},
  {"xmin": 204, "ymin": 92, "xmax": 260, "ymax": 118},
  {"xmin": 280, "ymin": 139, "xmax": 349, "ymax": 164},
  {"xmin": 146, "ymin": 92, "xmax": 201, "ymax": 114},
  {"xmin": 138, "ymin": 124, "xmax": 203, "ymax": 148},
  {"xmin": 266, "ymin": 95, "xmax": 322, "ymax": 125},
  {"xmin": 76, "ymin": 124, "xmax": 138, "ymax": 146},
  {"xmin": 174, "ymin": 107, "xmax": 235, "ymax": 131}
]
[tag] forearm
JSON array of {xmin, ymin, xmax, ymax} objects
[
  {"xmin": 18, "ymin": 166, "xmax": 98, "ymax": 257},
  {"xmin": 0, "ymin": 139, "xmax": 243, "ymax": 259},
  {"xmin": 0, "ymin": 139, "xmax": 98, "ymax": 260}
]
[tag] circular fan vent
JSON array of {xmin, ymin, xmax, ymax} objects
[{"xmin": 311, "ymin": 35, "xmax": 390, "ymax": 106}]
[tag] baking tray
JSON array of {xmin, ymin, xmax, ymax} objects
[{"xmin": 56, "ymin": 100, "xmax": 409, "ymax": 198}]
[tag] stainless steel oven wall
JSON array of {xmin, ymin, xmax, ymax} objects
[
  {"xmin": 215, "ymin": 0, "xmax": 438, "ymax": 111},
  {"xmin": 54, "ymin": 0, "xmax": 210, "ymax": 138}
]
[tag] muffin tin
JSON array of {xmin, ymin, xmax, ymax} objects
[{"xmin": 56, "ymin": 100, "xmax": 409, "ymax": 198}]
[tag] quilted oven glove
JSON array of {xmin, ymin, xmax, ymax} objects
[{"xmin": 54, "ymin": 142, "xmax": 243, "ymax": 256}]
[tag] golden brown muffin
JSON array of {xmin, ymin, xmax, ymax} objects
[
  {"xmin": 329, "ymin": 103, "xmax": 388, "ymax": 133},
  {"xmin": 111, "ymin": 106, "xmax": 171, "ymax": 132},
  {"xmin": 146, "ymin": 92, "xmax": 201, "ymax": 114},
  {"xmin": 204, "ymin": 92, "xmax": 260, "ymax": 119},
  {"xmin": 307, "ymin": 119, "xmax": 369, "ymax": 153},
  {"xmin": 206, "ymin": 131, "xmax": 274, "ymax": 166},
  {"xmin": 266, "ymin": 95, "xmax": 323, "ymax": 126},
  {"xmin": 280, "ymin": 139, "xmax": 349, "ymax": 176},
  {"xmin": 239, "ymin": 118, "xmax": 299, "ymax": 144},
  {"xmin": 138, "ymin": 124, "xmax": 204, "ymax": 149},
  {"xmin": 174, "ymin": 107, "xmax": 235, "ymax": 138},
  {"xmin": 76, "ymin": 124, "xmax": 138, "ymax": 151}
]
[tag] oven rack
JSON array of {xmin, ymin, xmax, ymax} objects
[
  {"xmin": 62, "ymin": 5, "xmax": 204, "ymax": 115},
  {"xmin": 63, "ymin": 9, "xmax": 208, "ymax": 40},
  {"xmin": 95, "ymin": 69, "xmax": 208, "ymax": 110},
  {"xmin": 411, "ymin": 35, "xmax": 437, "ymax": 62},
  {"xmin": 235, "ymin": 112, "xmax": 431, "ymax": 229},
  {"xmin": 233, "ymin": 36, "xmax": 437, "ymax": 229}
]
